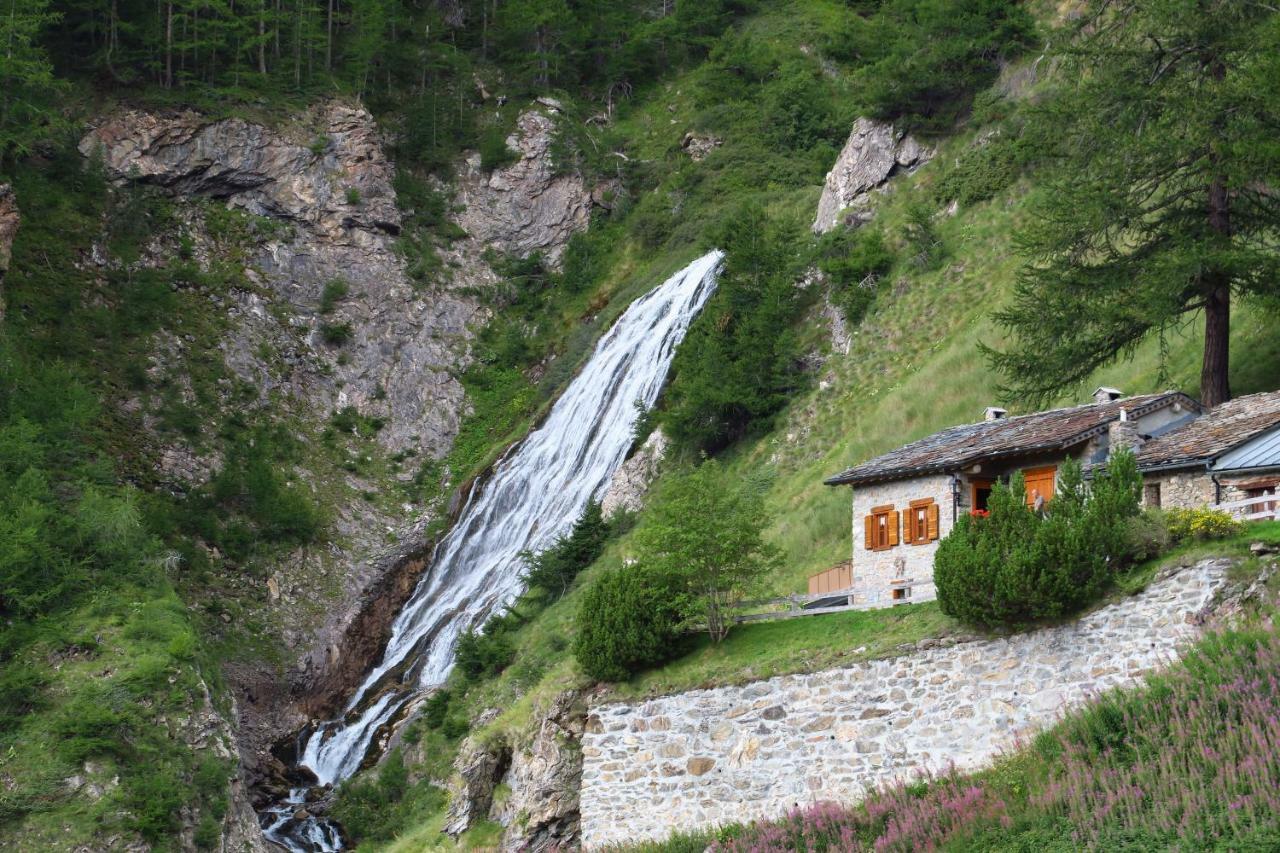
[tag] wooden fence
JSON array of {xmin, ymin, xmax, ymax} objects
[
  {"xmin": 730, "ymin": 579, "xmax": 918, "ymax": 624},
  {"xmin": 1219, "ymin": 493, "xmax": 1279, "ymax": 522}
]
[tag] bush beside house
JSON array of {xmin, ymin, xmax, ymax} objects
[{"xmin": 934, "ymin": 450, "xmax": 1142, "ymax": 627}]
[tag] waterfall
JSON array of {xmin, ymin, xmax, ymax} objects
[{"xmin": 263, "ymin": 250, "xmax": 722, "ymax": 851}]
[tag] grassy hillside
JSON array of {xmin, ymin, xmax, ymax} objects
[{"xmin": 336, "ymin": 2, "xmax": 1280, "ymax": 847}]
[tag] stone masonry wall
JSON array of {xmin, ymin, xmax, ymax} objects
[
  {"xmin": 580, "ymin": 560, "xmax": 1228, "ymax": 847},
  {"xmin": 1146, "ymin": 470, "xmax": 1218, "ymax": 510},
  {"xmin": 848, "ymin": 474, "xmax": 953, "ymax": 607}
]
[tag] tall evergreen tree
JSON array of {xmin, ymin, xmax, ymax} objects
[
  {"xmin": 0, "ymin": 0, "xmax": 63, "ymax": 165},
  {"xmin": 986, "ymin": 0, "xmax": 1280, "ymax": 408}
]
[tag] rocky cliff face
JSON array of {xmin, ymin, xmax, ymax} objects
[
  {"xmin": 441, "ymin": 690, "xmax": 587, "ymax": 851},
  {"xmin": 82, "ymin": 102, "xmax": 472, "ymax": 460},
  {"xmin": 812, "ymin": 117, "xmax": 932, "ymax": 234},
  {"xmin": 451, "ymin": 106, "xmax": 597, "ymax": 268},
  {"xmin": 79, "ymin": 99, "xmax": 600, "ymax": 847}
]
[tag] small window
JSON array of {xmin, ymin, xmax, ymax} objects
[
  {"xmin": 905, "ymin": 498, "xmax": 939, "ymax": 545},
  {"xmin": 891, "ymin": 580, "xmax": 912, "ymax": 601},
  {"xmin": 1144, "ymin": 482, "xmax": 1161, "ymax": 508},
  {"xmin": 864, "ymin": 505, "xmax": 899, "ymax": 551},
  {"xmin": 971, "ymin": 479, "xmax": 993, "ymax": 513}
]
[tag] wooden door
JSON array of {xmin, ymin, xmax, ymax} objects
[{"xmin": 1023, "ymin": 465, "xmax": 1057, "ymax": 507}]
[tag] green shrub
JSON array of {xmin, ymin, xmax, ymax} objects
[
  {"xmin": 660, "ymin": 203, "xmax": 810, "ymax": 453},
  {"xmin": 319, "ymin": 279, "xmax": 349, "ymax": 314},
  {"xmin": 423, "ymin": 689, "xmax": 451, "ymax": 729},
  {"xmin": 935, "ymin": 451, "xmax": 1142, "ymax": 627},
  {"xmin": 345, "ymin": 187, "xmax": 362, "ymax": 206},
  {"xmin": 320, "ymin": 321, "xmax": 354, "ymax": 346},
  {"xmin": 441, "ymin": 713, "xmax": 470, "ymax": 740},
  {"xmin": 479, "ymin": 126, "xmax": 518, "ymax": 172},
  {"xmin": 816, "ymin": 227, "xmax": 896, "ymax": 327},
  {"xmin": 455, "ymin": 626, "xmax": 515, "ymax": 680},
  {"xmin": 1164, "ymin": 507, "xmax": 1244, "ymax": 544},
  {"xmin": 573, "ymin": 564, "xmax": 682, "ymax": 681},
  {"xmin": 521, "ymin": 500, "xmax": 611, "ymax": 599},
  {"xmin": 1123, "ymin": 509, "xmax": 1172, "ymax": 563},
  {"xmin": 0, "ymin": 661, "xmax": 47, "ymax": 731},
  {"xmin": 933, "ymin": 133, "xmax": 1026, "ymax": 207}
]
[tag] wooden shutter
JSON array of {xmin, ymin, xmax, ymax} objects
[
  {"xmin": 927, "ymin": 502, "xmax": 940, "ymax": 540},
  {"xmin": 887, "ymin": 510, "xmax": 900, "ymax": 546},
  {"xmin": 864, "ymin": 514, "xmax": 875, "ymax": 550}
]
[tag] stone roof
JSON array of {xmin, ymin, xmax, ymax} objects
[
  {"xmin": 825, "ymin": 392, "xmax": 1196, "ymax": 487},
  {"xmin": 1136, "ymin": 390, "xmax": 1280, "ymax": 471}
]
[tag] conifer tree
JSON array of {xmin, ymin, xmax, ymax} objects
[{"xmin": 987, "ymin": 0, "xmax": 1280, "ymax": 408}]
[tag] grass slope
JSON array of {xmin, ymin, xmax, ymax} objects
[{"xmin": 334, "ymin": 2, "xmax": 1280, "ymax": 848}]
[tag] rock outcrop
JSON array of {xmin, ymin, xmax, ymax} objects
[
  {"xmin": 812, "ymin": 117, "xmax": 932, "ymax": 234},
  {"xmin": 443, "ymin": 735, "xmax": 512, "ymax": 837},
  {"xmin": 600, "ymin": 429, "xmax": 669, "ymax": 517},
  {"xmin": 81, "ymin": 103, "xmax": 472, "ymax": 460},
  {"xmin": 496, "ymin": 690, "xmax": 586, "ymax": 852},
  {"xmin": 452, "ymin": 107, "xmax": 595, "ymax": 267}
]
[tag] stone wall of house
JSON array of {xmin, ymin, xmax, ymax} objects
[
  {"xmin": 848, "ymin": 474, "xmax": 953, "ymax": 607},
  {"xmin": 579, "ymin": 561, "xmax": 1228, "ymax": 847},
  {"xmin": 1145, "ymin": 469, "xmax": 1217, "ymax": 510}
]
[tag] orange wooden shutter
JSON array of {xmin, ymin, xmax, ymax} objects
[
  {"xmin": 927, "ymin": 502, "xmax": 940, "ymax": 540},
  {"xmin": 887, "ymin": 510, "xmax": 900, "ymax": 546},
  {"xmin": 864, "ymin": 514, "xmax": 875, "ymax": 550}
]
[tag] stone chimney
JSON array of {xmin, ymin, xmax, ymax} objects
[
  {"xmin": 1094, "ymin": 386, "xmax": 1124, "ymax": 404},
  {"xmin": 984, "ymin": 407, "xmax": 1008, "ymax": 422},
  {"xmin": 1108, "ymin": 407, "xmax": 1140, "ymax": 454}
]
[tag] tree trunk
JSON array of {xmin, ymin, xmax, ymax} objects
[
  {"xmin": 1201, "ymin": 280, "xmax": 1230, "ymax": 408},
  {"xmin": 164, "ymin": 3, "xmax": 173, "ymax": 87},
  {"xmin": 326, "ymin": 0, "xmax": 334, "ymax": 71},
  {"xmin": 1202, "ymin": 154, "xmax": 1232, "ymax": 407}
]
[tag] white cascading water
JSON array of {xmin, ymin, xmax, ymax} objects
[{"xmin": 263, "ymin": 250, "xmax": 723, "ymax": 851}]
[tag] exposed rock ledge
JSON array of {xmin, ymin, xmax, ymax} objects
[
  {"xmin": 812, "ymin": 117, "xmax": 932, "ymax": 234},
  {"xmin": 580, "ymin": 559, "xmax": 1233, "ymax": 846},
  {"xmin": 600, "ymin": 429, "xmax": 668, "ymax": 517}
]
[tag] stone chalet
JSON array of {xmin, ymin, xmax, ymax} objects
[{"xmin": 821, "ymin": 387, "xmax": 1280, "ymax": 609}]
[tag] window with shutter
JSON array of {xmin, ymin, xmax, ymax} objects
[
  {"xmin": 866, "ymin": 505, "xmax": 897, "ymax": 550},
  {"xmin": 906, "ymin": 498, "xmax": 937, "ymax": 545}
]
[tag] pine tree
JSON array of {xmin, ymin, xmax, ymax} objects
[
  {"xmin": 986, "ymin": 0, "xmax": 1280, "ymax": 408},
  {"xmin": 0, "ymin": 0, "xmax": 64, "ymax": 165}
]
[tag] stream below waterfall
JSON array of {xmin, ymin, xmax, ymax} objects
[{"xmin": 261, "ymin": 250, "xmax": 724, "ymax": 851}]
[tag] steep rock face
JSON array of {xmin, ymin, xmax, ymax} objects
[
  {"xmin": 496, "ymin": 690, "xmax": 586, "ymax": 852},
  {"xmin": 600, "ymin": 430, "xmax": 668, "ymax": 517},
  {"xmin": 812, "ymin": 117, "xmax": 932, "ymax": 234},
  {"xmin": 452, "ymin": 108, "xmax": 594, "ymax": 267},
  {"xmin": 443, "ymin": 734, "xmax": 512, "ymax": 837},
  {"xmin": 81, "ymin": 103, "xmax": 472, "ymax": 460}
]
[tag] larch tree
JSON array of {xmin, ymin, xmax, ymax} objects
[
  {"xmin": 634, "ymin": 458, "xmax": 780, "ymax": 643},
  {"xmin": 986, "ymin": 0, "xmax": 1280, "ymax": 408}
]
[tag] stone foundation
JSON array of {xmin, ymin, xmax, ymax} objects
[{"xmin": 580, "ymin": 560, "xmax": 1228, "ymax": 847}]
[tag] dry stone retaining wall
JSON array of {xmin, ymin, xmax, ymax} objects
[{"xmin": 580, "ymin": 560, "xmax": 1228, "ymax": 847}]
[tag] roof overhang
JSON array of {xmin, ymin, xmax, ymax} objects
[{"xmin": 824, "ymin": 392, "xmax": 1200, "ymax": 488}]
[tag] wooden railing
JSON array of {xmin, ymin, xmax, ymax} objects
[
  {"xmin": 1218, "ymin": 494, "xmax": 1279, "ymax": 522},
  {"xmin": 730, "ymin": 578, "xmax": 921, "ymax": 624}
]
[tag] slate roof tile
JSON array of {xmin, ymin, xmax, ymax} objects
[
  {"xmin": 1136, "ymin": 390, "xmax": 1280, "ymax": 470},
  {"xmin": 825, "ymin": 392, "xmax": 1196, "ymax": 486}
]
